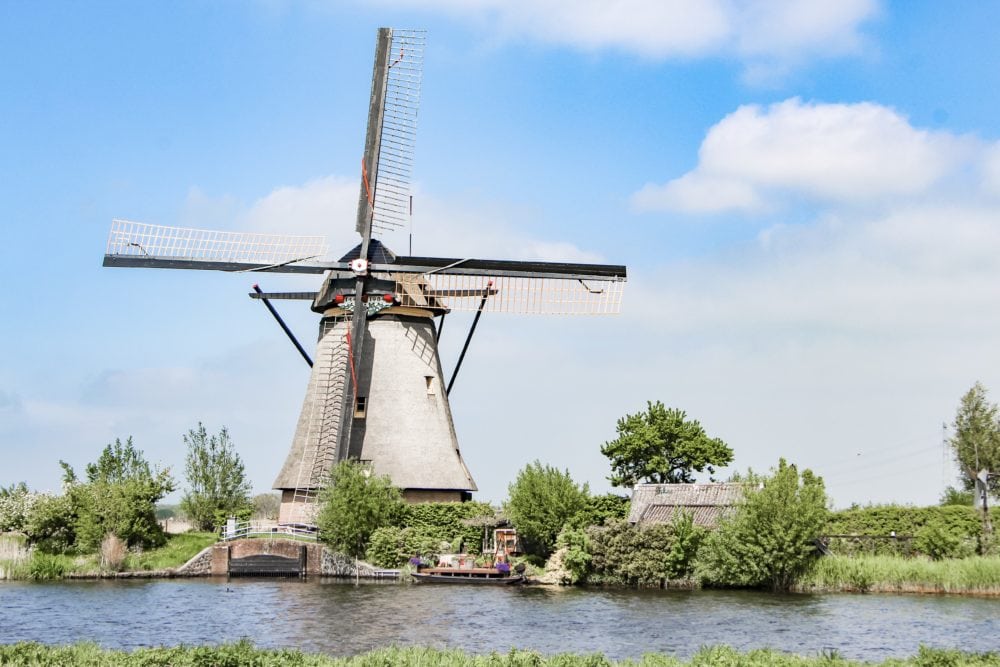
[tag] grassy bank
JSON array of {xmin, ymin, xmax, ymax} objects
[
  {"xmin": 798, "ymin": 555, "xmax": 1000, "ymax": 595},
  {"xmin": 0, "ymin": 532, "xmax": 216, "ymax": 580},
  {"xmin": 2, "ymin": 642, "xmax": 1000, "ymax": 666}
]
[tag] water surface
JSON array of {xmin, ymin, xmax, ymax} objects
[{"xmin": 1, "ymin": 579, "xmax": 998, "ymax": 660}]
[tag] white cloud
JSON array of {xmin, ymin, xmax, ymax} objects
[
  {"xmin": 364, "ymin": 0, "xmax": 878, "ymax": 73},
  {"xmin": 982, "ymin": 141, "xmax": 1000, "ymax": 197},
  {"xmin": 633, "ymin": 99, "xmax": 975, "ymax": 213}
]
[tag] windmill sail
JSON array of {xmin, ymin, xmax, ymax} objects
[
  {"xmin": 104, "ymin": 219, "xmax": 329, "ymax": 273},
  {"xmin": 358, "ymin": 29, "xmax": 425, "ymax": 237}
]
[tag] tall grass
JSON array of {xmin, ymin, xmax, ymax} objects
[
  {"xmin": 123, "ymin": 531, "xmax": 217, "ymax": 571},
  {"xmin": 1, "ymin": 642, "xmax": 999, "ymax": 666},
  {"xmin": 799, "ymin": 555, "xmax": 1000, "ymax": 594},
  {"xmin": 0, "ymin": 533, "xmax": 30, "ymax": 579},
  {"xmin": 100, "ymin": 533, "xmax": 127, "ymax": 573}
]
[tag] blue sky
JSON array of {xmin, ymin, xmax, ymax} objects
[{"xmin": 3, "ymin": 1, "xmax": 1000, "ymax": 507}]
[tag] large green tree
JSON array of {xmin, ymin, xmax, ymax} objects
[
  {"xmin": 180, "ymin": 423, "xmax": 253, "ymax": 530},
  {"xmin": 505, "ymin": 460, "xmax": 589, "ymax": 558},
  {"xmin": 696, "ymin": 459, "xmax": 828, "ymax": 591},
  {"xmin": 63, "ymin": 437, "xmax": 175, "ymax": 551},
  {"xmin": 950, "ymin": 383, "xmax": 1000, "ymax": 496},
  {"xmin": 316, "ymin": 460, "xmax": 405, "ymax": 559},
  {"xmin": 601, "ymin": 401, "xmax": 733, "ymax": 487}
]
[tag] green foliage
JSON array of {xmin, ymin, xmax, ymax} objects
[
  {"xmin": 506, "ymin": 461, "xmax": 590, "ymax": 558},
  {"xmin": 317, "ymin": 460, "xmax": 406, "ymax": 559},
  {"xmin": 555, "ymin": 526, "xmax": 591, "ymax": 584},
  {"xmin": 23, "ymin": 493, "xmax": 76, "ymax": 554},
  {"xmin": 940, "ymin": 486, "xmax": 975, "ymax": 506},
  {"xmin": 0, "ymin": 483, "xmax": 39, "ymax": 534},
  {"xmin": 601, "ymin": 401, "xmax": 733, "ymax": 487},
  {"xmin": 572, "ymin": 493, "xmax": 630, "ymax": 528},
  {"xmin": 697, "ymin": 460, "xmax": 828, "ymax": 591},
  {"xmin": 123, "ymin": 532, "xmax": 218, "ymax": 571},
  {"xmin": 950, "ymin": 383, "xmax": 1000, "ymax": 494},
  {"xmin": 2, "ymin": 641, "xmax": 1000, "ymax": 666},
  {"xmin": 824, "ymin": 505, "xmax": 996, "ymax": 557},
  {"xmin": 63, "ymin": 437, "xmax": 175, "ymax": 552},
  {"xmin": 180, "ymin": 423, "xmax": 253, "ymax": 531},
  {"xmin": 27, "ymin": 552, "xmax": 68, "ymax": 580},
  {"xmin": 366, "ymin": 526, "xmax": 448, "ymax": 568},
  {"xmin": 253, "ymin": 493, "xmax": 282, "ymax": 520},
  {"xmin": 401, "ymin": 501, "xmax": 495, "ymax": 554},
  {"xmin": 801, "ymin": 554, "xmax": 1000, "ymax": 594},
  {"xmin": 916, "ymin": 519, "xmax": 974, "ymax": 560},
  {"xmin": 586, "ymin": 517, "xmax": 703, "ymax": 586}
]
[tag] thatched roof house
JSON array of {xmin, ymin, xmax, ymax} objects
[{"xmin": 627, "ymin": 483, "xmax": 746, "ymax": 528}]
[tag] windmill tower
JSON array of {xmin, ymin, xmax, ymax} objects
[{"xmin": 103, "ymin": 28, "xmax": 627, "ymax": 525}]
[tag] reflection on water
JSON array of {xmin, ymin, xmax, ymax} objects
[{"xmin": 0, "ymin": 579, "xmax": 998, "ymax": 660}]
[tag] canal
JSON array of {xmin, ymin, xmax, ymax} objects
[{"xmin": 1, "ymin": 579, "xmax": 998, "ymax": 660}]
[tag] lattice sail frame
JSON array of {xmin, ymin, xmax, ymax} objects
[
  {"xmin": 371, "ymin": 29, "xmax": 425, "ymax": 235},
  {"xmin": 391, "ymin": 272, "xmax": 624, "ymax": 315},
  {"xmin": 106, "ymin": 219, "xmax": 329, "ymax": 265}
]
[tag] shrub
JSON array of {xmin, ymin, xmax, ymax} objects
[
  {"xmin": 555, "ymin": 526, "xmax": 591, "ymax": 584},
  {"xmin": 99, "ymin": 533, "xmax": 127, "ymax": 572},
  {"xmin": 401, "ymin": 501, "xmax": 495, "ymax": 554},
  {"xmin": 915, "ymin": 519, "xmax": 974, "ymax": 560},
  {"xmin": 586, "ymin": 517, "xmax": 703, "ymax": 587},
  {"xmin": 572, "ymin": 494, "xmax": 630, "ymax": 528},
  {"xmin": 824, "ymin": 505, "xmax": 993, "ymax": 557},
  {"xmin": 317, "ymin": 461, "xmax": 405, "ymax": 559},
  {"xmin": 506, "ymin": 461, "xmax": 589, "ymax": 558},
  {"xmin": 24, "ymin": 493, "xmax": 76, "ymax": 554},
  {"xmin": 366, "ymin": 526, "xmax": 447, "ymax": 568},
  {"xmin": 697, "ymin": 459, "xmax": 827, "ymax": 591}
]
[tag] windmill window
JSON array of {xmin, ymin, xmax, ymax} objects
[
  {"xmin": 354, "ymin": 396, "xmax": 367, "ymax": 418},
  {"xmin": 425, "ymin": 376, "xmax": 436, "ymax": 395}
]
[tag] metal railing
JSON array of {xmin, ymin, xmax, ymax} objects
[{"xmin": 218, "ymin": 520, "xmax": 320, "ymax": 542}]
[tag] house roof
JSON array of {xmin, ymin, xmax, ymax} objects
[{"xmin": 627, "ymin": 483, "xmax": 746, "ymax": 528}]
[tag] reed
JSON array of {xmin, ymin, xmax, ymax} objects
[
  {"xmin": 0, "ymin": 642, "xmax": 999, "ymax": 666},
  {"xmin": 0, "ymin": 533, "xmax": 30, "ymax": 579},
  {"xmin": 799, "ymin": 554, "xmax": 1000, "ymax": 594}
]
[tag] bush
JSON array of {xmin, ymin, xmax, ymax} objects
[
  {"xmin": 572, "ymin": 494, "xmax": 630, "ymax": 528},
  {"xmin": 506, "ymin": 461, "xmax": 589, "ymax": 558},
  {"xmin": 553, "ymin": 527, "xmax": 591, "ymax": 584},
  {"xmin": 915, "ymin": 519, "xmax": 974, "ymax": 560},
  {"xmin": 317, "ymin": 461, "xmax": 405, "ymax": 559},
  {"xmin": 99, "ymin": 533, "xmax": 127, "ymax": 572},
  {"xmin": 366, "ymin": 526, "xmax": 448, "ymax": 568},
  {"xmin": 24, "ymin": 493, "xmax": 76, "ymax": 554},
  {"xmin": 400, "ymin": 501, "xmax": 495, "ymax": 554},
  {"xmin": 585, "ymin": 515, "xmax": 704, "ymax": 587},
  {"xmin": 824, "ymin": 505, "xmax": 994, "ymax": 557},
  {"xmin": 697, "ymin": 459, "xmax": 827, "ymax": 591}
]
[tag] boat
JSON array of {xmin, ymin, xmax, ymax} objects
[{"xmin": 410, "ymin": 566, "xmax": 525, "ymax": 585}]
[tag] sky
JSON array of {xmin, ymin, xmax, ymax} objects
[{"xmin": 3, "ymin": 1, "xmax": 1000, "ymax": 509}]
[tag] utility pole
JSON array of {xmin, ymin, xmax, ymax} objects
[{"xmin": 975, "ymin": 469, "xmax": 993, "ymax": 547}]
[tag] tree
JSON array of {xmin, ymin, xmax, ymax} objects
[
  {"xmin": 180, "ymin": 423, "xmax": 253, "ymax": 530},
  {"xmin": 696, "ymin": 459, "xmax": 828, "ymax": 591},
  {"xmin": 949, "ymin": 383, "xmax": 1000, "ymax": 496},
  {"xmin": 601, "ymin": 401, "xmax": 733, "ymax": 487},
  {"xmin": 63, "ymin": 437, "xmax": 175, "ymax": 551},
  {"xmin": 316, "ymin": 460, "xmax": 405, "ymax": 559},
  {"xmin": 505, "ymin": 461, "xmax": 589, "ymax": 558},
  {"xmin": 252, "ymin": 493, "xmax": 281, "ymax": 521}
]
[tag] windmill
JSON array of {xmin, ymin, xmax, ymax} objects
[{"xmin": 103, "ymin": 28, "xmax": 627, "ymax": 525}]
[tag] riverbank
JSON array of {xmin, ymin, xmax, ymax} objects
[
  {"xmin": 0, "ymin": 532, "xmax": 217, "ymax": 580},
  {"xmin": 795, "ymin": 554, "xmax": 1000, "ymax": 596},
  {"xmin": 2, "ymin": 642, "xmax": 999, "ymax": 666}
]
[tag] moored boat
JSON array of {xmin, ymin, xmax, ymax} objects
[{"xmin": 410, "ymin": 566, "xmax": 525, "ymax": 585}]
